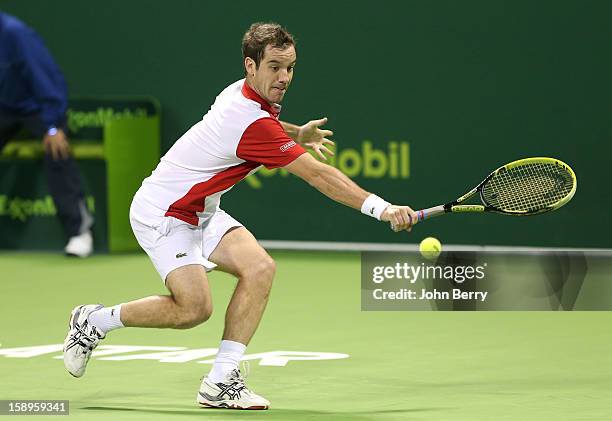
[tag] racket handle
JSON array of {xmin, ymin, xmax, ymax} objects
[
  {"xmin": 389, "ymin": 205, "xmax": 445, "ymax": 231},
  {"xmin": 416, "ymin": 205, "xmax": 445, "ymax": 222}
]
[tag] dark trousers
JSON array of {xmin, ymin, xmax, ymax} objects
[{"xmin": 0, "ymin": 110, "xmax": 92, "ymax": 238}]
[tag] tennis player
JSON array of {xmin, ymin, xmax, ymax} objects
[{"xmin": 63, "ymin": 22, "xmax": 417, "ymax": 410}]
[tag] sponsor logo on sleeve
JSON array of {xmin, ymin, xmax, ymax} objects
[{"xmin": 280, "ymin": 141, "xmax": 297, "ymax": 152}]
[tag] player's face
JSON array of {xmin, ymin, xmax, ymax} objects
[{"xmin": 248, "ymin": 45, "xmax": 296, "ymax": 104}]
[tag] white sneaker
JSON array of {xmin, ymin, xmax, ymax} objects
[
  {"xmin": 63, "ymin": 304, "xmax": 105, "ymax": 378},
  {"xmin": 197, "ymin": 369, "xmax": 270, "ymax": 410},
  {"xmin": 64, "ymin": 231, "xmax": 93, "ymax": 258}
]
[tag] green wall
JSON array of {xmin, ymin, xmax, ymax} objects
[{"xmin": 3, "ymin": 0, "xmax": 610, "ymax": 247}]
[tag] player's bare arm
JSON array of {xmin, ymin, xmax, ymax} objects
[
  {"xmin": 285, "ymin": 153, "xmax": 417, "ymax": 231},
  {"xmin": 280, "ymin": 118, "xmax": 335, "ymax": 161}
]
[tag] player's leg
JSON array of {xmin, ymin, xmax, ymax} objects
[
  {"xmin": 197, "ymin": 219, "xmax": 273, "ymax": 410},
  {"xmin": 63, "ymin": 267, "xmax": 214, "ymax": 378},
  {"xmin": 63, "ymin": 215, "xmax": 213, "ymax": 377},
  {"xmin": 208, "ymin": 226, "xmax": 275, "ymax": 345},
  {"xmin": 117, "ymin": 215, "xmax": 214, "ymax": 328},
  {"xmin": 120, "ymin": 264, "xmax": 213, "ymax": 329}
]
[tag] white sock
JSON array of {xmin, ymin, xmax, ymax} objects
[
  {"xmin": 88, "ymin": 304, "xmax": 124, "ymax": 335},
  {"xmin": 207, "ymin": 340, "xmax": 246, "ymax": 383}
]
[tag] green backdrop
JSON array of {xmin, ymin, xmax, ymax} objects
[{"xmin": 2, "ymin": 0, "xmax": 610, "ymax": 248}]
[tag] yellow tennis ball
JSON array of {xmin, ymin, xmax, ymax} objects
[{"xmin": 419, "ymin": 237, "xmax": 442, "ymax": 261}]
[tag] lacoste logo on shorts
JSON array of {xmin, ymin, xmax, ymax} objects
[
  {"xmin": 280, "ymin": 140, "xmax": 297, "ymax": 152},
  {"xmin": 176, "ymin": 252, "xmax": 188, "ymax": 258}
]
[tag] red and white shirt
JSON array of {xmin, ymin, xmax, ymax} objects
[{"xmin": 132, "ymin": 79, "xmax": 306, "ymax": 226}]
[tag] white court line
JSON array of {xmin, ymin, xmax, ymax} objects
[{"xmin": 259, "ymin": 240, "xmax": 612, "ymax": 255}]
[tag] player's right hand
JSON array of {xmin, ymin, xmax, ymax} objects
[{"xmin": 380, "ymin": 205, "xmax": 418, "ymax": 232}]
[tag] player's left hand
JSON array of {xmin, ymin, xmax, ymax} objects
[{"xmin": 297, "ymin": 117, "xmax": 335, "ymax": 161}]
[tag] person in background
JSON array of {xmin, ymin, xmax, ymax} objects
[{"xmin": 0, "ymin": 12, "xmax": 93, "ymax": 257}]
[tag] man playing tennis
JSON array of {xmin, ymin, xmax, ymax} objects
[{"xmin": 63, "ymin": 22, "xmax": 417, "ymax": 410}]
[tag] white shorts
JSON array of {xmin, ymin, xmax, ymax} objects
[{"xmin": 130, "ymin": 208, "xmax": 243, "ymax": 283}]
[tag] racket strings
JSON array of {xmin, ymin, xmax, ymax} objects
[{"xmin": 481, "ymin": 162, "xmax": 574, "ymax": 212}]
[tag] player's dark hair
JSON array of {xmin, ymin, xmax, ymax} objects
[{"xmin": 242, "ymin": 22, "xmax": 295, "ymax": 69}]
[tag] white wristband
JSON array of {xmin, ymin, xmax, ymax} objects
[{"xmin": 361, "ymin": 194, "xmax": 390, "ymax": 221}]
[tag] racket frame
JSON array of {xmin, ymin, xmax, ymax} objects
[{"xmin": 416, "ymin": 157, "xmax": 577, "ymax": 222}]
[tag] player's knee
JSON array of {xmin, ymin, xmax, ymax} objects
[
  {"xmin": 239, "ymin": 256, "xmax": 275, "ymax": 293},
  {"xmin": 196, "ymin": 301, "xmax": 213, "ymax": 323},
  {"xmin": 261, "ymin": 257, "xmax": 276, "ymax": 280},
  {"xmin": 246, "ymin": 257, "xmax": 276, "ymax": 282},
  {"xmin": 175, "ymin": 301, "xmax": 213, "ymax": 329}
]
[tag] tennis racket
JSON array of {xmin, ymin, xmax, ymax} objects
[{"xmin": 415, "ymin": 157, "xmax": 577, "ymax": 222}]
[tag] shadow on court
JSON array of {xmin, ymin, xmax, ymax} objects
[{"xmin": 81, "ymin": 405, "xmax": 449, "ymax": 420}]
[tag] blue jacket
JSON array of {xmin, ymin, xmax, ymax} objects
[{"xmin": 0, "ymin": 12, "xmax": 68, "ymax": 131}]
